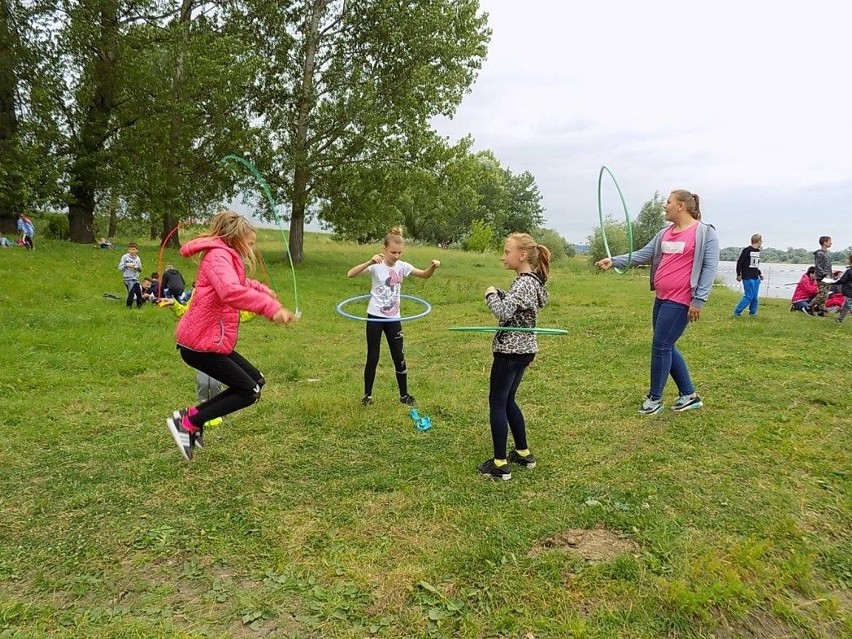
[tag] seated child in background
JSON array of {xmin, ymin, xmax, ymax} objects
[
  {"xmin": 0, "ymin": 232, "xmax": 14, "ymax": 247},
  {"xmin": 833, "ymin": 255, "xmax": 852, "ymax": 324},
  {"xmin": 140, "ymin": 278, "xmax": 156, "ymax": 303},
  {"xmin": 99, "ymin": 237, "xmax": 114, "ymax": 249},
  {"xmin": 149, "ymin": 272, "xmax": 161, "ymax": 299},
  {"xmin": 162, "ymin": 265, "xmax": 186, "ymax": 300},
  {"xmin": 178, "ymin": 282, "xmax": 194, "ymax": 304},
  {"xmin": 790, "ymin": 267, "xmax": 819, "ymax": 314}
]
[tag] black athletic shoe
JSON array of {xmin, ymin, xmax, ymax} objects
[
  {"xmin": 361, "ymin": 395, "xmax": 373, "ymax": 406},
  {"xmin": 478, "ymin": 458, "xmax": 511, "ymax": 481},
  {"xmin": 400, "ymin": 394, "xmax": 416, "ymax": 405},
  {"xmin": 508, "ymin": 450, "xmax": 537, "ymax": 469},
  {"xmin": 173, "ymin": 409, "xmax": 204, "ymax": 448},
  {"xmin": 166, "ymin": 411, "xmax": 194, "ymax": 461}
]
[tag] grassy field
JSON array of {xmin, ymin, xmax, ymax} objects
[{"xmin": 0, "ymin": 232, "xmax": 849, "ymax": 639}]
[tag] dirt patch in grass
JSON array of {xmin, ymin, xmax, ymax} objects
[
  {"xmin": 711, "ymin": 609, "xmax": 797, "ymax": 638},
  {"xmin": 528, "ymin": 526, "xmax": 640, "ymax": 562}
]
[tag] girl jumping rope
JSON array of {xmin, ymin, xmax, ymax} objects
[
  {"xmin": 479, "ymin": 233, "xmax": 551, "ymax": 481},
  {"xmin": 346, "ymin": 227, "xmax": 440, "ymax": 406},
  {"xmin": 166, "ymin": 210, "xmax": 297, "ymax": 461},
  {"xmin": 596, "ymin": 190, "xmax": 719, "ymax": 415}
]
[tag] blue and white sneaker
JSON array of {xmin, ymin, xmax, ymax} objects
[
  {"xmin": 638, "ymin": 396, "xmax": 663, "ymax": 415},
  {"xmin": 166, "ymin": 412, "xmax": 194, "ymax": 461},
  {"xmin": 173, "ymin": 409, "xmax": 205, "ymax": 448},
  {"xmin": 672, "ymin": 393, "xmax": 703, "ymax": 412}
]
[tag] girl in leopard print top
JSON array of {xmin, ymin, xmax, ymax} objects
[{"xmin": 478, "ymin": 233, "xmax": 551, "ymax": 481}]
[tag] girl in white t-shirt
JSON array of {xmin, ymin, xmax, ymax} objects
[{"xmin": 346, "ymin": 227, "xmax": 441, "ymax": 405}]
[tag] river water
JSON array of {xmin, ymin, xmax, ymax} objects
[{"xmin": 717, "ymin": 261, "xmax": 817, "ymax": 300}]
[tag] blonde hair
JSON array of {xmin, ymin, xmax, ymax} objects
[
  {"xmin": 507, "ymin": 232, "xmax": 551, "ymax": 281},
  {"xmin": 383, "ymin": 226, "xmax": 404, "ymax": 247},
  {"xmin": 751, "ymin": 234, "xmax": 762, "ymax": 244},
  {"xmin": 671, "ymin": 190, "xmax": 701, "ymax": 220},
  {"xmin": 198, "ymin": 210, "xmax": 257, "ymax": 271}
]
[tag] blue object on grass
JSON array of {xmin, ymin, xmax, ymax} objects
[{"xmin": 409, "ymin": 408, "xmax": 432, "ymax": 431}]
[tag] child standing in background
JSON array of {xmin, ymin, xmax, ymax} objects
[
  {"xmin": 346, "ymin": 227, "xmax": 440, "ymax": 406},
  {"xmin": 118, "ymin": 242, "xmax": 144, "ymax": 309},
  {"xmin": 479, "ymin": 233, "xmax": 551, "ymax": 481},
  {"xmin": 733, "ymin": 233, "xmax": 763, "ymax": 317},
  {"xmin": 166, "ymin": 211, "xmax": 296, "ymax": 462},
  {"xmin": 811, "ymin": 236, "xmax": 834, "ymax": 316},
  {"xmin": 16, "ymin": 214, "xmax": 35, "ymax": 250}
]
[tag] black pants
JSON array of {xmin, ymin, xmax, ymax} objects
[
  {"xmin": 124, "ymin": 280, "xmax": 143, "ymax": 308},
  {"xmin": 488, "ymin": 353, "xmax": 533, "ymax": 459},
  {"xmin": 22, "ymin": 235, "xmax": 33, "ymax": 250},
  {"xmin": 179, "ymin": 347, "xmax": 265, "ymax": 427},
  {"xmin": 364, "ymin": 315, "xmax": 408, "ymax": 397}
]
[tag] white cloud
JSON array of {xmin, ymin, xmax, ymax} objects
[{"xmin": 434, "ymin": 0, "xmax": 852, "ymax": 248}]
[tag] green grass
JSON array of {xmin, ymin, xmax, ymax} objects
[{"xmin": 0, "ymin": 233, "xmax": 849, "ymax": 638}]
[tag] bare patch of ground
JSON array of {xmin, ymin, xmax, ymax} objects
[{"xmin": 528, "ymin": 525, "xmax": 640, "ymax": 562}]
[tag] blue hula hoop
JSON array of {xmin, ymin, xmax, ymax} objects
[{"xmin": 336, "ymin": 294, "xmax": 432, "ymax": 322}]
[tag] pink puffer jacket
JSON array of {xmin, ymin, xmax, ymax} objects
[{"xmin": 176, "ymin": 237, "xmax": 282, "ymax": 354}]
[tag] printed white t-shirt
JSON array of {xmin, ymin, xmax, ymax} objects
[{"xmin": 367, "ymin": 260, "xmax": 414, "ymax": 318}]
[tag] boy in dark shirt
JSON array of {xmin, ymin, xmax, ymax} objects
[
  {"xmin": 733, "ymin": 233, "xmax": 763, "ymax": 317},
  {"xmin": 162, "ymin": 265, "xmax": 185, "ymax": 300}
]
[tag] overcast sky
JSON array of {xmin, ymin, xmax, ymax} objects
[{"xmin": 432, "ymin": 0, "xmax": 852, "ymax": 250}]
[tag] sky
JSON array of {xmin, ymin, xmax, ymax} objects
[{"xmin": 431, "ymin": 0, "xmax": 852, "ymax": 250}]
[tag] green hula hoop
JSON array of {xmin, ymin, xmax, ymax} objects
[
  {"xmin": 597, "ymin": 165, "xmax": 633, "ymax": 274},
  {"xmin": 448, "ymin": 327, "xmax": 568, "ymax": 335},
  {"xmin": 221, "ymin": 155, "xmax": 301, "ymax": 316}
]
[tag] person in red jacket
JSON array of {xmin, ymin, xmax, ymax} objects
[
  {"xmin": 790, "ymin": 267, "xmax": 819, "ymax": 314},
  {"xmin": 165, "ymin": 210, "xmax": 297, "ymax": 461}
]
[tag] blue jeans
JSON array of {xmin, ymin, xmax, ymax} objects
[
  {"xmin": 649, "ymin": 298, "xmax": 695, "ymax": 401},
  {"xmin": 734, "ymin": 278, "xmax": 760, "ymax": 315}
]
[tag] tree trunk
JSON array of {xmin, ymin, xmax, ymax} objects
[
  {"xmin": 162, "ymin": 212, "xmax": 180, "ymax": 248},
  {"xmin": 288, "ymin": 0, "xmax": 326, "ymax": 265},
  {"xmin": 290, "ymin": 165, "xmax": 308, "ymax": 264},
  {"xmin": 0, "ymin": 0, "xmax": 23, "ymax": 226},
  {"xmin": 66, "ymin": 3, "xmax": 118, "ymax": 243},
  {"xmin": 158, "ymin": 0, "xmax": 193, "ymax": 249},
  {"xmin": 107, "ymin": 190, "xmax": 118, "ymax": 237},
  {"xmin": 68, "ymin": 177, "xmax": 96, "ymax": 242}
]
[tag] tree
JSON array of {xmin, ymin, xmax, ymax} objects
[
  {"xmin": 241, "ymin": 0, "xmax": 490, "ymax": 262},
  {"xmin": 115, "ymin": 1, "xmax": 260, "ymax": 247},
  {"xmin": 0, "ymin": 0, "xmax": 61, "ymax": 231},
  {"xmin": 632, "ymin": 191, "xmax": 666, "ymax": 249},
  {"xmin": 318, "ymin": 133, "xmax": 481, "ymax": 244},
  {"xmin": 587, "ymin": 215, "xmax": 629, "ymax": 266},
  {"xmin": 0, "ymin": 0, "xmax": 23, "ymax": 230},
  {"xmin": 464, "ymin": 218, "xmax": 492, "ymax": 252},
  {"xmin": 533, "ymin": 227, "xmax": 569, "ymax": 261},
  {"xmin": 499, "ymin": 170, "xmax": 544, "ymax": 236}
]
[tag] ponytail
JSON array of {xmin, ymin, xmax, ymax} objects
[{"xmin": 672, "ymin": 190, "xmax": 701, "ymax": 220}]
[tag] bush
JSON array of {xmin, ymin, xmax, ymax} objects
[
  {"xmin": 533, "ymin": 227, "xmax": 570, "ymax": 262},
  {"xmin": 463, "ymin": 219, "xmax": 494, "ymax": 253},
  {"xmin": 587, "ymin": 217, "xmax": 629, "ymax": 266},
  {"xmin": 44, "ymin": 215, "xmax": 69, "ymax": 241}
]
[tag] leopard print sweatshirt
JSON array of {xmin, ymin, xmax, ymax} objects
[{"xmin": 485, "ymin": 272, "xmax": 549, "ymax": 354}]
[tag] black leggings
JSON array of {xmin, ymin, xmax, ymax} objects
[
  {"xmin": 364, "ymin": 315, "xmax": 408, "ymax": 397},
  {"xmin": 125, "ymin": 281, "xmax": 143, "ymax": 308},
  {"xmin": 488, "ymin": 353, "xmax": 533, "ymax": 459},
  {"xmin": 178, "ymin": 347, "xmax": 265, "ymax": 428}
]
